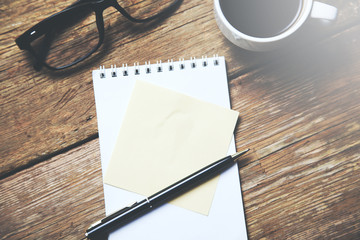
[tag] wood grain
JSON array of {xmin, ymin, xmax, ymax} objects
[
  {"xmin": 0, "ymin": 139, "xmax": 104, "ymax": 240},
  {"xmin": 0, "ymin": 0, "xmax": 360, "ymax": 239},
  {"xmin": 0, "ymin": 0, "xmax": 359, "ymax": 177},
  {"xmin": 230, "ymin": 24, "xmax": 360, "ymax": 239}
]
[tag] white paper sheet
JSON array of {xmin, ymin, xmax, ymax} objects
[{"xmin": 93, "ymin": 56, "xmax": 248, "ymax": 239}]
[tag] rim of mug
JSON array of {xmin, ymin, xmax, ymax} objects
[{"xmin": 214, "ymin": 0, "xmax": 313, "ymax": 43}]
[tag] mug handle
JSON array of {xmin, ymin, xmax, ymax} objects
[{"xmin": 311, "ymin": 1, "xmax": 337, "ymax": 23}]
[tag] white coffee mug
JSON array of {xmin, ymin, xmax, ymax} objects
[{"xmin": 214, "ymin": 0, "xmax": 337, "ymax": 51}]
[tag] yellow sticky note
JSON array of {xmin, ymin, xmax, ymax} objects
[{"xmin": 104, "ymin": 80, "xmax": 238, "ymax": 215}]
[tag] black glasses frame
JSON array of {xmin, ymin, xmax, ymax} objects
[{"xmin": 15, "ymin": 0, "xmax": 182, "ymax": 71}]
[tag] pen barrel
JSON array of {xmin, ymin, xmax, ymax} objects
[
  {"xmin": 86, "ymin": 199, "xmax": 152, "ymax": 239},
  {"xmin": 148, "ymin": 155, "xmax": 234, "ymax": 207},
  {"xmin": 86, "ymin": 154, "xmax": 238, "ymax": 239}
]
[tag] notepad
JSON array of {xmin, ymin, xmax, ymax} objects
[
  {"xmin": 104, "ymin": 80, "xmax": 239, "ymax": 215},
  {"xmin": 93, "ymin": 56, "xmax": 248, "ymax": 239}
]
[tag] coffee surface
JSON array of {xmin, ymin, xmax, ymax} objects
[{"xmin": 220, "ymin": 0, "xmax": 302, "ymax": 38}]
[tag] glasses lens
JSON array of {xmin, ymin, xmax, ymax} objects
[
  {"xmin": 117, "ymin": 0, "xmax": 179, "ymax": 20},
  {"xmin": 30, "ymin": 5, "xmax": 99, "ymax": 69}
]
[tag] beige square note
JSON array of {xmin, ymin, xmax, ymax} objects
[{"xmin": 104, "ymin": 80, "xmax": 238, "ymax": 215}]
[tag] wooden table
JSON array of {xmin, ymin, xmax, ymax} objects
[{"xmin": 1, "ymin": 0, "xmax": 359, "ymax": 239}]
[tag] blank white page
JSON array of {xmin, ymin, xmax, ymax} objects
[{"xmin": 92, "ymin": 56, "xmax": 248, "ymax": 240}]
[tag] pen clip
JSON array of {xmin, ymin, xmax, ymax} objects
[
  {"xmin": 103, "ymin": 201, "xmax": 138, "ymax": 221},
  {"xmin": 87, "ymin": 201, "xmax": 138, "ymax": 231},
  {"xmin": 88, "ymin": 219, "xmax": 102, "ymax": 230}
]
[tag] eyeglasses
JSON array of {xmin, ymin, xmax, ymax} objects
[{"xmin": 15, "ymin": 0, "xmax": 182, "ymax": 71}]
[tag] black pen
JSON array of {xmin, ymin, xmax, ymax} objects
[{"xmin": 85, "ymin": 149, "xmax": 249, "ymax": 239}]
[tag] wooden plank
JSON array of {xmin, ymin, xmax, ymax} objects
[
  {"xmin": 0, "ymin": 113, "xmax": 358, "ymax": 239},
  {"xmin": 0, "ymin": 139, "xmax": 104, "ymax": 239},
  {"xmin": 229, "ymin": 25, "xmax": 360, "ymax": 239},
  {"xmin": 1, "ymin": 25, "xmax": 359, "ymax": 240},
  {"xmin": 0, "ymin": 0, "xmax": 360, "ymax": 177},
  {"xmin": 0, "ymin": 136, "xmax": 358, "ymax": 239},
  {"xmin": 242, "ymin": 124, "xmax": 360, "ymax": 239},
  {"xmin": 231, "ymin": 24, "xmax": 360, "ymax": 150},
  {"xmin": 1, "ymin": 1, "xmax": 359, "ymax": 239},
  {"xmin": 1, "ymin": 59, "xmax": 359, "ymax": 238}
]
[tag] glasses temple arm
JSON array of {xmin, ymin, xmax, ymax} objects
[{"xmin": 33, "ymin": 30, "xmax": 56, "ymax": 70}]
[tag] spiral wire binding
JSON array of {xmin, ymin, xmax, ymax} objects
[
  {"xmin": 145, "ymin": 61, "xmax": 151, "ymax": 74},
  {"xmin": 213, "ymin": 54, "xmax": 219, "ymax": 65},
  {"xmin": 168, "ymin": 59, "xmax": 174, "ymax": 71},
  {"xmin": 121, "ymin": 63, "xmax": 128, "ymax": 76},
  {"xmin": 134, "ymin": 62, "xmax": 140, "ymax": 75},
  {"xmin": 190, "ymin": 57, "xmax": 196, "ymax": 68},
  {"xmin": 99, "ymin": 65, "xmax": 106, "ymax": 78},
  {"xmin": 202, "ymin": 55, "xmax": 208, "ymax": 67},
  {"xmin": 179, "ymin": 58, "xmax": 185, "ymax": 70},
  {"xmin": 111, "ymin": 65, "xmax": 117, "ymax": 77},
  {"xmin": 156, "ymin": 60, "xmax": 163, "ymax": 72},
  {"xmin": 98, "ymin": 56, "xmax": 221, "ymax": 78}
]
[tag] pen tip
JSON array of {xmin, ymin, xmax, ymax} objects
[{"xmin": 231, "ymin": 149, "xmax": 250, "ymax": 160}]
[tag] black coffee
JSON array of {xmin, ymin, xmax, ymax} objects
[{"xmin": 219, "ymin": 0, "xmax": 302, "ymax": 38}]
